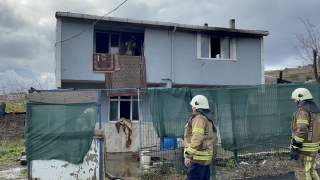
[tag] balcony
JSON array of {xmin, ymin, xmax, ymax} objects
[{"xmin": 93, "ymin": 54, "xmax": 146, "ymax": 96}]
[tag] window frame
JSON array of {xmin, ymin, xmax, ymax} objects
[
  {"xmin": 94, "ymin": 31, "xmax": 121, "ymax": 54},
  {"xmin": 108, "ymin": 96, "xmax": 140, "ymax": 122},
  {"xmin": 197, "ymin": 33, "xmax": 236, "ymax": 61}
]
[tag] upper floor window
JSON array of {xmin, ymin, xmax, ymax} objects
[
  {"xmin": 197, "ymin": 34, "xmax": 236, "ymax": 61},
  {"xmin": 109, "ymin": 96, "xmax": 139, "ymax": 122},
  {"xmin": 95, "ymin": 32, "xmax": 120, "ymax": 54}
]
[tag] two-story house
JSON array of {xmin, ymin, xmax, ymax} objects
[{"xmin": 54, "ymin": 12, "xmax": 269, "ymax": 152}]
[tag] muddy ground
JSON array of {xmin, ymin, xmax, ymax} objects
[
  {"xmin": 107, "ymin": 151, "xmax": 320, "ymax": 180},
  {"xmin": 0, "ymin": 160, "xmax": 27, "ymax": 180}
]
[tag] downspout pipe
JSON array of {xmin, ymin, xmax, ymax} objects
[{"xmin": 171, "ymin": 26, "xmax": 176, "ymax": 83}]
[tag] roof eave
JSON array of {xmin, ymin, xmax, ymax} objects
[{"xmin": 55, "ymin": 11, "xmax": 269, "ymax": 36}]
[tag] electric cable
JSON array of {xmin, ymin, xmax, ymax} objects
[{"xmin": 55, "ymin": 0, "xmax": 127, "ymax": 45}]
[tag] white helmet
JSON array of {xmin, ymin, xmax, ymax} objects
[
  {"xmin": 291, "ymin": 88, "xmax": 313, "ymax": 101},
  {"xmin": 84, "ymin": 108, "xmax": 94, "ymax": 115},
  {"xmin": 190, "ymin": 95, "xmax": 209, "ymax": 109}
]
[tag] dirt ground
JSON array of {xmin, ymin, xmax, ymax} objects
[
  {"xmin": 104, "ymin": 151, "xmax": 295, "ymax": 180},
  {"xmin": 104, "ymin": 149, "xmax": 320, "ymax": 180},
  {"xmin": 2, "ymin": 151, "xmax": 320, "ymax": 180},
  {"xmin": 0, "ymin": 160, "xmax": 27, "ymax": 180}
]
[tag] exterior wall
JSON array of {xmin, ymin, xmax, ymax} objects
[
  {"xmin": 55, "ymin": 18, "xmax": 62, "ymax": 88},
  {"xmin": 260, "ymin": 37, "xmax": 265, "ymax": 84},
  {"xmin": 100, "ymin": 93, "xmax": 159, "ymax": 152},
  {"xmin": 102, "ymin": 122, "xmax": 159, "ymax": 152},
  {"xmin": 59, "ymin": 18, "xmax": 263, "ymax": 86},
  {"xmin": 60, "ymin": 18, "xmax": 104, "ymax": 82},
  {"xmin": 144, "ymin": 28, "xmax": 173, "ymax": 86},
  {"xmin": 145, "ymin": 28, "xmax": 262, "ymax": 86}
]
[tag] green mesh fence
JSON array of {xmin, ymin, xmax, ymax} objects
[
  {"xmin": 25, "ymin": 102, "xmax": 99, "ymax": 164},
  {"xmin": 147, "ymin": 87, "xmax": 192, "ymax": 139},
  {"xmin": 24, "ymin": 83, "xmax": 320, "ymax": 178},
  {"xmin": 144, "ymin": 83, "xmax": 320, "ymax": 179}
]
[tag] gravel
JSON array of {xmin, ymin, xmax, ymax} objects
[
  {"xmin": 150, "ymin": 152, "xmax": 320, "ymax": 180},
  {"xmin": 215, "ymin": 153, "xmax": 320, "ymax": 180}
]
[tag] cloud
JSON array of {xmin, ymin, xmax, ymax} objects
[
  {"xmin": 0, "ymin": 0, "xmax": 55, "ymax": 77},
  {"xmin": 1, "ymin": 0, "xmax": 320, "ymax": 91},
  {"xmin": 265, "ymin": 55, "xmax": 304, "ymax": 71},
  {"xmin": 0, "ymin": 2, "xmax": 28, "ymax": 31}
]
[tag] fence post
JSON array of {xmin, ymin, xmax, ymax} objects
[
  {"xmin": 138, "ymin": 88, "xmax": 142, "ymax": 176},
  {"xmin": 230, "ymin": 90, "xmax": 238, "ymax": 162}
]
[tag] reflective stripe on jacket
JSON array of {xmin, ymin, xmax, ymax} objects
[
  {"xmin": 184, "ymin": 114, "xmax": 214, "ymax": 166},
  {"xmin": 291, "ymin": 105, "xmax": 320, "ymax": 157}
]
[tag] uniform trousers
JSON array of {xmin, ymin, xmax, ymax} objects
[
  {"xmin": 187, "ymin": 161, "xmax": 210, "ymax": 180},
  {"xmin": 293, "ymin": 154, "xmax": 319, "ymax": 180}
]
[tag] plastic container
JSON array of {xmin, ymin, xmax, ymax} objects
[
  {"xmin": 160, "ymin": 138, "xmax": 178, "ymax": 150},
  {"xmin": 140, "ymin": 151, "xmax": 151, "ymax": 165},
  {"xmin": 140, "ymin": 155, "xmax": 151, "ymax": 165}
]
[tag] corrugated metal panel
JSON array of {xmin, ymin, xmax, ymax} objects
[{"xmin": 30, "ymin": 139, "xmax": 102, "ymax": 180}]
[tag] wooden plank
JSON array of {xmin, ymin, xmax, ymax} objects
[{"xmin": 27, "ymin": 91, "xmax": 98, "ymax": 104}]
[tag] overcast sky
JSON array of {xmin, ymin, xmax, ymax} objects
[{"xmin": 0, "ymin": 0, "xmax": 319, "ymax": 92}]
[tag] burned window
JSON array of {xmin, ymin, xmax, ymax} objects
[
  {"xmin": 95, "ymin": 32, "xmax": 120, "ymax": 54},
  {"xmin": 109, "ymin": 96, "xmax": 140, "ymax": 121},
  {"xmin": 95, "ymin": 32, "xmax": 109, "ymax": 53},
  {"xmin": 94, "ymin": 31, "xmax": 144, "ymax": 56},
  {"xmin": 199, "ymin": 35, "xmax": 231, "ymax": 59}
]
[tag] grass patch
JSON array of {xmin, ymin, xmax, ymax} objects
[{"xmin": 0, "ymin": 139, "xmax": 25, "ymax": 161}]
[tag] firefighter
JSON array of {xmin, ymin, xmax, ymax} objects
[
  {"xmin": 76, "ymin": 108, "xmax": 94, "ymax": 131},
  {"xmin": 125, "ymin": 36, "xmax": 137, "ymax": 56},
  {"xmin": 291, "ymin": 88, "xmax": 320, "ymax": 180},
  {"xmin": 184, "ymin": 95, "xmax": 215, "ymax": 180}
]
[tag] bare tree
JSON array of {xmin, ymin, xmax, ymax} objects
[
  {"xmin": 0, "ymin": 74, "xmax": 55, "ymax": 112},
  {"xmin": 292, "ymin": 17, "xmax": 320, "ymax": 82}
]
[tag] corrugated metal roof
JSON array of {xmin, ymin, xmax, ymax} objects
[{"xmin": 55, "ymin": 11, "xmax": 269, "ymax": 36}]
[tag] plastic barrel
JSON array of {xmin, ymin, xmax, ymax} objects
[{"xmin": 160, "ymin": 137, "xmax": 178, "ymax": 150}]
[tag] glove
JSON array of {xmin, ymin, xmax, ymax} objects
[
  {"xmin": 291, "ymin": 139, "xmax": 302, "ymax": 148},
  {"xmin": 290, "ymin": 147, "xmax": 299, "ymax": 160}
]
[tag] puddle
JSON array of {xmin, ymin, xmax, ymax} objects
[{"xmin": 105, "ymin": 152, "xmax": 140, "ymax": 178}]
